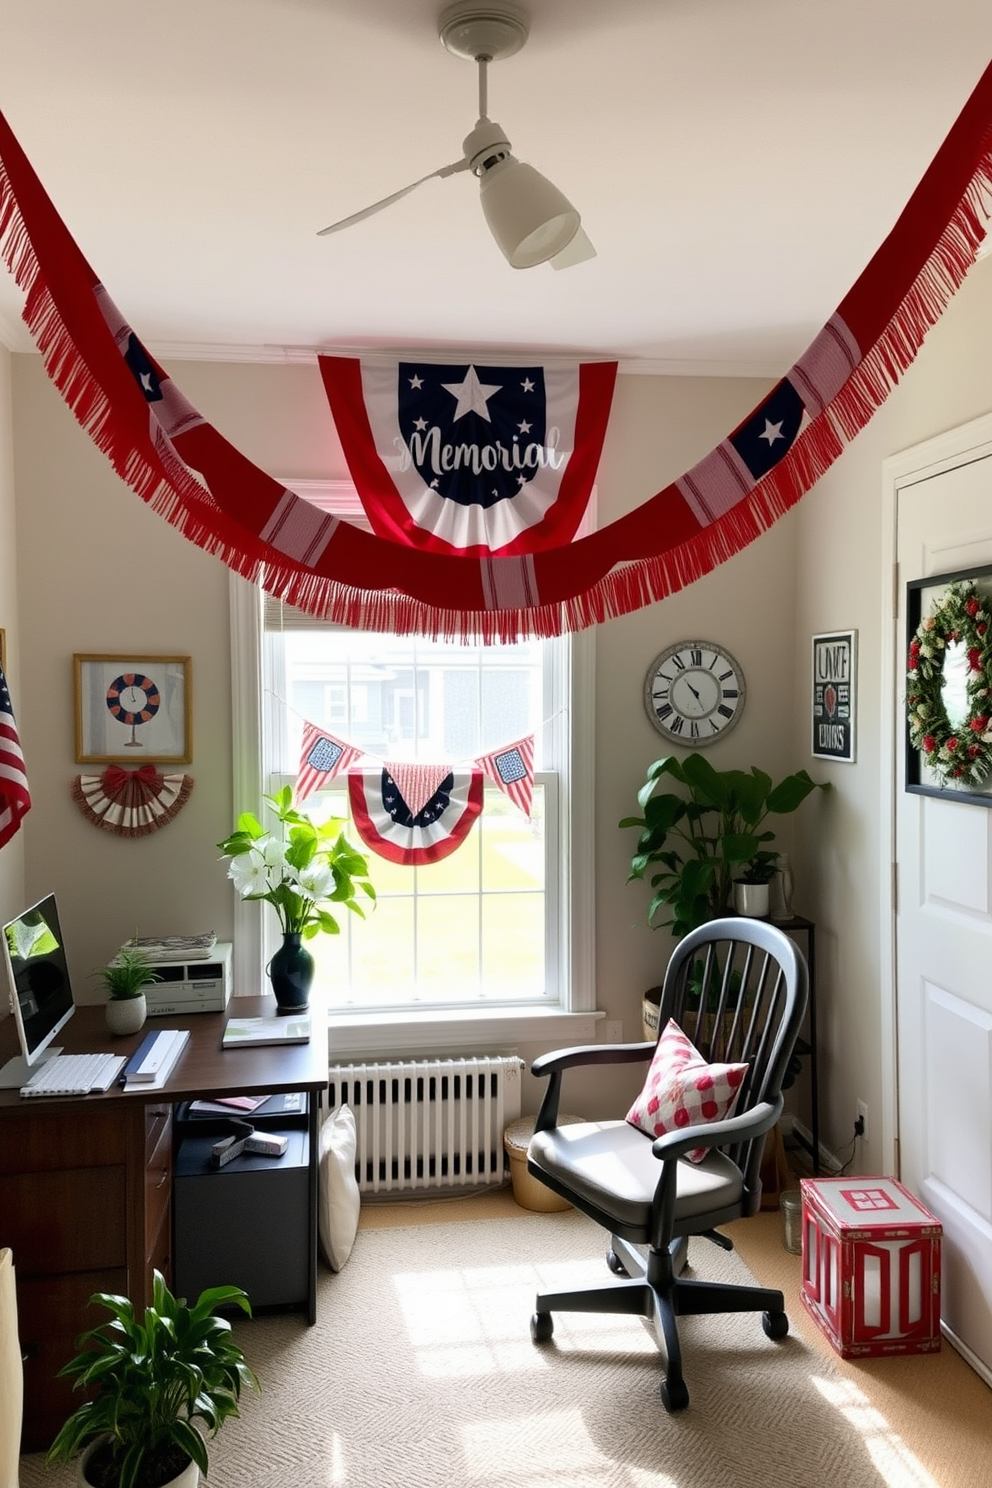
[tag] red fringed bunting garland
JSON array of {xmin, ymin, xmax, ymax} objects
[
  {"xmin": 0, "ymin": 63, "xmax": 991, "ymax": 637},
  {"xmin": 72, "ymin": 764, "xmax": 193, "ymax": 837}
]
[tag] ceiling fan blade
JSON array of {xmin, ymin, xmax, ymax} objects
[
  {"xmin": 549, "ymin": 227, "xmax": 596, "ymax": 271},
  {"xmin": 317, "ymin": 159, "xmax": 469, "ymax": 236}
]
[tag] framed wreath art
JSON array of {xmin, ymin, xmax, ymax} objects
[{"xmin": 905, "ymin": 568, "xmax": 992, "ymax": 803}]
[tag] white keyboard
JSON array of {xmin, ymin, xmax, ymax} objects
[{"xmin": 20, "ymin": 1051, "xmax": 126, "ymax": 1097}]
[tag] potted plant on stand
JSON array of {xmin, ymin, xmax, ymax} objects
[
  {"xmin": 218, "ymin": 785, "xmax": 376, "ymax": 1010},
  {"xmin": 621, "ymin": 752, "xmax": 827, "ymax": 1036},
  {"xmin": 46, "ymin": 1269, "xmax": 258, "ymax": 1488},
  {"xmin": 94, "ymin": 945, "xmax": 161, "ymax": 1036}
]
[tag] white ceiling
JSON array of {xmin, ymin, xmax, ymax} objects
[{"xmin": 0, "ymin": 0, "xmax": 991, "ymax": 374}]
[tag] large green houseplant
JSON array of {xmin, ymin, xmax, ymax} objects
[
  {"xmin": 621, "ymin": 752, "xmax": 828, "ymax": 939},
  {"xmin": 47, "ymin": 1270, "xmax": 258, "ymax": 1488}
]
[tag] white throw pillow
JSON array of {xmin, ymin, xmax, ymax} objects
[{"xmin": 318, "ymin": 1104, "xmax": 361, "ymax": 1272}]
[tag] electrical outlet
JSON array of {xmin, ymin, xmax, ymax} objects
[
  {"xmin": 603, "ymin": 1020, "xmax": 623, "ymax": 1043},
  {"xmin": 856, "ymin": 1099, "xmax": 868, "ymax": 1141}
]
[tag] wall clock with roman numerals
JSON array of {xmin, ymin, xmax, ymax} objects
[{"xmin": 643, "ymin": 640, "xmax": 746, "ymax": 746}]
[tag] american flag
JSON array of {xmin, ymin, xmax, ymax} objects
[
  {"xmin": 295, "ymin": 722, "xmax": 363, "ymax": 806},
  {"xmin": 476, "ymin": 735, "xmax": 535, "ymax": 819},
  {"xmin": 0, "ymin": 663, "xmax": 31, "ymax": 849}
]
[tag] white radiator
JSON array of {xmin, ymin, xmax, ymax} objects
[{"xmin": 327, "ymin": 1056, "xmax": 524, "ymax": 1196}]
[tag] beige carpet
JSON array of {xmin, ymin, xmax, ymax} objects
[{"xmin": 20, "ymin": 1192, "xmax": 973, "ymax": 1488}]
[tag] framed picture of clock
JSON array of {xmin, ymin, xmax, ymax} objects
[{"xmin": 74, "ymin": 654, "xmax": 192, "ymax": 764}]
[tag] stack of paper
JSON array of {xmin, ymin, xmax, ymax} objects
[{"xmin": 127, "ymin": 933, "xmax": 217, "ymax": 961}]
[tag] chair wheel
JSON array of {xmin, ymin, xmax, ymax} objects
[
  {"xmin": 762, "ymin": 1309, "xmax": 789, "ymax": 1340},
  {"xmin": 660, "ymin": 1376, "xmax": 689, "ymax": 1412},
  {"xmin": 531, "ymin": 1311, "xmax": 554, "ymax": 1343},
  {"xmin": 606, "ymin": 1248, "xmax": 627, "ymax": 1275}
]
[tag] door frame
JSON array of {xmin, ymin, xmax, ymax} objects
[{"xmin": 880, "ymin": 409, "xmax": 992, "ymax": 1181}]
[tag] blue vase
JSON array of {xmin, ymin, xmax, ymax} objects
[{"xmin": 268, "ymin": 933, "xmax": 314, "ymax": 1011}]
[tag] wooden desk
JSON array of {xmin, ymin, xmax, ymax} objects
[{"xmin": 0, "ymin": 996, "xmax": 327, "ymax": 1451}]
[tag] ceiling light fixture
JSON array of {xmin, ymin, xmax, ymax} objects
[{"xmin": 318, "ymin": 2, "xmax": 593, "ymax": 271}]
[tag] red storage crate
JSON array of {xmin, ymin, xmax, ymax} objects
[{"xmin": 799, "ymin": 1176, "xmax": 941, "ymax": 1358}]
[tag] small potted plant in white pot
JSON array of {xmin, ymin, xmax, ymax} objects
[
  {"xmin": 93, "ymin": 944, "xmax": 161, "ymax": 1036},
  {"xmin": 46, "ymin": 1269, "xmax": 258, "ymax": 1488},
  {"xmin": 732, "ymin": 849, "xmax": 779, "ymax": 918}
]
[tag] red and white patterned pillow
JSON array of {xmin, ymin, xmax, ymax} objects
[{"xmin": 625, "ymin": 1018, "xmax": 749, "ymax": 1162}]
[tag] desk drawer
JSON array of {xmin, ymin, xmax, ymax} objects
[
  {"xmin": 0, "ymin": 1165, "xmax": 126, "ymax": 1276},
  {"xmin": 0, "ymin": 1103, "xmax": 126, "ymax": 1173}
]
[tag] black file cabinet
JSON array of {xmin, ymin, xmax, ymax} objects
[{"xmin": 172, "ymin": 1094, "xmax": 311, "ymax": 1312}]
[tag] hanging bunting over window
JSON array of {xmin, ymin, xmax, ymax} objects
[
  {"xmin": 291, "ymin": 716, "xmax": 537, "ymax": 830},
  {"xmin": 318, "ymin": 355, "xmax": 616, "ymax": 556},
  {"xmin": 348, "ymin": 766, "xmax": 484, "ymax": 865},
  {"xmin": 0, "ymin": 64, "xmax": 991, "ymax": 639}
]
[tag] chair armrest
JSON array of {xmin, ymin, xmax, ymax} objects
[
  {"xmin": 649, "ymin": 1096, "xmax": 783, "ymax": 1164},
  {"xmin": 531, "ymin": 1041, "xmax": 655, "ymax": 1077},
  {"xmin": 531, "ymin": 1041, "xmax": 655, "ymax": 1133}
]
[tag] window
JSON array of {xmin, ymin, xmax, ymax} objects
[
  {"xmin": 264, "ymin": 619, "xmax": 557, "ymax": 1012},
  {"xmin": 228, "ymin": 489, "xmax": 595, "ymax": 1048}
]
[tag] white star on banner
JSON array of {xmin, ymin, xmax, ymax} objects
[
  {"xmin": 759, "ymin": 418, "xmax": 785, "ymax": 445},
  {"xmin": 521, "ymin": 377, "xmax": 535, "ymax": 392},
  {"xmin": 409, "ymin": 374, "xmax": 424, "ymax": 390},
  {"xmin": 442, "ymin": 366, "xmax": 502, "ymax": 422},
  {"xmin": 413, "ymin": 416, "xmax": 428, "ymax": 431},
  {"xmin": 518, "ymin": 419, "xmax": 532, "ymax": 433}
]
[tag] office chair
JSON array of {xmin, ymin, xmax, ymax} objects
[{"xmin": 526, "ymin": 916, "xmax": 808, "ymax": 1411}]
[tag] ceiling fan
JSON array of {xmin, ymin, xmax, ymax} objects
[{"xmin": 317, "ymin": 2, "xmax": 595, "ymax": 270}]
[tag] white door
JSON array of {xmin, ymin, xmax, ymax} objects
[{"xmin": 895, "ymin": 447, "xmax": 992, "ymax": 1381}]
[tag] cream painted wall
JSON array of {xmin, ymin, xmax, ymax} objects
[
  {"xmin": 0, "ymin": 341, "xmax": 25, "ymax": 945},
  {"xmin": 792, "ymin": 253, "xmax": 992, "ymax": 1168}
]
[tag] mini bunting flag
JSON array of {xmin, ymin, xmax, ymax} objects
[
  {"xmin": 476, "ymin": 734, "xmax": 535, "ymax": 818},
  {"xmin": 295, "ymin": 722, "xmax": 364, "ymax": 804},
  {"xmin": 0, "ymin": 664, "xmax": 31, "ymax": 849}
]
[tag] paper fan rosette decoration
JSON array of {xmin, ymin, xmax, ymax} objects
[{"xmin": 72, "ymin": 764, "xmax": 194, "ymax": 837}]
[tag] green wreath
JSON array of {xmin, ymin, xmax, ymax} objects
[{"xmin": 906, "ymin": 581, "xmax": 992, "ymax": 787}]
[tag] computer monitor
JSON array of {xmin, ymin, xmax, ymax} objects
[{"xmin": 0, "ymin": 892, "xmax": 75, "ymax": 1088}]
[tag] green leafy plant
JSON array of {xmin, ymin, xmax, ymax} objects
[
  {"xmin": 621, "ymin": 752, "xmax": 828, "ymax": 938},
  {"xmin": 47, "ymin": 1270, "xmax": 258, "ymax": 1488},
  {"xmin": 92, "ymin": 944, "xmax": 162, "ymax": 1002},
  {"xmin": 218, "ymin": 785, "xmax": 376, "ymax": 939}
]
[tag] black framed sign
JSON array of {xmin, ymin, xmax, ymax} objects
[
  {"xmin": 905, "ymin": 565, "xmax": 992, "ymax": 805},
  {"xmin": 811, "ymin": 631, "xmax": 857, "ymax": 762}
]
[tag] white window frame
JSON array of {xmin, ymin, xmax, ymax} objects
[{"xmin": 228, "ymin": 490, "xmax": 598, "ymax": 1055}]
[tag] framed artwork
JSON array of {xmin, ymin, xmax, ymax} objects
[
  {"xmin": 905, "ymin": 565, "xmax": 992, "ymax": 805},
  {"xmin": 74, "ymin": 654, "xmax": 192, "ymax": 765},
  {"xmin": 811, "ymin": 630, "xmax": 857, "ymax": 763}
]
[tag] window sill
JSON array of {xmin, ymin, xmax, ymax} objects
[{"xmin": 324, "ymin": 1005, "xmax": 604, "ymax": 1060}]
